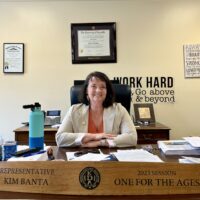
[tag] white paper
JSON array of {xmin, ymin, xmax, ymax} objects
[
  {"xmin": 7, "ymin": 152, "xmax": 48, "ymax": 161},
  {"xmin": 7, "ymin": 145, "xmax": 50, "ymax": 161},
  {"xmin": 66, "ymin": 151, "xmax": 107, "ymax": 161},
  {"xmin": 78, "ymin": 30, "xmax": 110, "ymax": 57},
  {"xmin": 113, "ymin": 149, "xmax": 163, "ymax": 162},
  {"xmin": 182, "ymin": 156, "xmax": 200, "ymax": 163},
  {"xmin": 179, "ymin": 159, "xmax": 194, "ymax": 164},
  {"xmin": 183, "ymin": 137, "xmax": 200, "ymax": 148}
]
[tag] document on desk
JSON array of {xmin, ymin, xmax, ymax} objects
[
  {"xmin": 66, "ymin": 151, "xmax": 107, "ymax": 161},
  {"xmin": 183, "ymin": 136, "xmax": 200, "ymax": 148},
  {"xmin": 7, "ymin": 152, "xmax": 48, "ymax": 161},
  {"xmin": 7, "ymin": 145, "xmax": 49, "ymax": 161},
  {"xmin": 66, "ymin": 149, "xmax": 162, "ymax": 162},
  {"xmin": 180, "ymin": 156, "xmax": 200, "ymax": 164},
  {"xmin": 113, "ymin": 149, "xmax": 163, "ymax": 162}
]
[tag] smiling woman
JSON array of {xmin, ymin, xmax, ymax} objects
[{"xmin": 56, "ymin": 71, "xmax": 137, "ymax": 148}]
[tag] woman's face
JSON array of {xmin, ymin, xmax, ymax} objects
[{"xmin": 87, "ymin": 76, "xmax": 107, "ymax": 106}]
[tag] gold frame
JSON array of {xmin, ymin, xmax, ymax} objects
[{"xmin": 134, "ymin": 103, "xmax": 155, "ymax": 124}]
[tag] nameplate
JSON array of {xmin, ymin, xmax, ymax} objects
[{"xmin": 0, "ymin": 162, "xmax": 200, "ymax": 195}]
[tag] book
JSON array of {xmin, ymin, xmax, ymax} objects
[{"xmin": 157, "ymin": 140, "xmax": 200, "ymax": 155}]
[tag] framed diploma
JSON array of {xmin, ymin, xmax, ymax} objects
[
  {"xmin": 3, "ymin": 43, "xmax": 24, "ymax": 73},
  {"xmin": 71, "ymin": 22, "xmax": 117, "ymax": 64},
  {"xmin": 134, "ymin": 103, "xmax": 156, "ymax": 124}
]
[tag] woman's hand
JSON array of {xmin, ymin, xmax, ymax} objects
[
  {"xmin": 81, "ymin": 133, "xmax": 115, "ymax": 147},
  {"xmin": 81, "ymin": 140, "xmax": 102, "ymax": 148}
]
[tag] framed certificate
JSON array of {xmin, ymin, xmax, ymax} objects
[
  {"xmin": 71, "ymin": 22, "xmax": 117, "ymax": 64},
  {"xmin": 134, "ymin": 103, "xmax": 156, "ymax": 124},
  {"xmin": 183, "ymin": 44, "xmax": 200, "ymax": 78},
  {"xmin": 3, "ymin": 43, "xmax": 24, "ymax": 73}
]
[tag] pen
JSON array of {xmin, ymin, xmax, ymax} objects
[{"xmin": 23, "ymin": 150, "xmax": 46, "ymax": 157}]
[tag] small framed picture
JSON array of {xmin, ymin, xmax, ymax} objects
[
  {"xmin": 3, "ymin": 43, "xmax": 24, "ymax": 73},
  {"xmin": 134, "ymin": 103, "xmax": 156, "ymax": 124},
  {"xmin": 71, "ymin": 22, "xmax": 117, "ymax": 64}
]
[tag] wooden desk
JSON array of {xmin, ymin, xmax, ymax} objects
[
  {"xmin": 14, "ymin": 126, "xmax": 58, "ymax": 145},
  {"xmin": 1, "ymin": 191, "xmax": 200, "ymax": 200},
  {"xmin": 0, "ymin": 146, "xmax": 200, "ymax": 199},
  {"xmin": 14, "ymin": 122, "xmax": 170, "ymax": 145},
  {"xmin": 136, "ymin": 122, "xmax": 170, "ymax": 144}
]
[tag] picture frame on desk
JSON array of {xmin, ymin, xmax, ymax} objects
[
  {"xmin": 134, "ymin": 103, "xmax": 155, "ymax": 124},
  {"xmin": 71, "ymin": 22, "xmax": 117, "ymax": 64},
  {"xmin": 3, "ymin": 43, "xmax": 24, "ymax": 73}
]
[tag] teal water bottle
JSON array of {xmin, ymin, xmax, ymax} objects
[{"xmin": 23, "ymin": 102, "xmax": 44, "ymax": 150}]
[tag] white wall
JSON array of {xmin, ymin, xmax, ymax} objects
[{"xmin": 0, "ymin": 0, "xmax": 200, "ymax": 141}]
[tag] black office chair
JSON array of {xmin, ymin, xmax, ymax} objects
[{"xmin": 70, "ymin": 83, "xmax": 131, "ymax": 113}]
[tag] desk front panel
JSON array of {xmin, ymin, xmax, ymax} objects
[{"xmin": 0, "ymin": 147, "xmax": 200, "ymax": 198}]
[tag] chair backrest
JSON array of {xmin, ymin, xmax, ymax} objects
[{"xmin": 70, "ymin": 83, "xmax": 131, "ymax": 113}]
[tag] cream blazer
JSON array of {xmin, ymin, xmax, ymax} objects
[{"xmin": 56, "ymin": 103, "xmax": 137, "ymax": 147}]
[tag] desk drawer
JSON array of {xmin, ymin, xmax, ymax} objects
[
  {"xmin": 44, "ymin": 131, "xmax": 56, "ymax": 140},
  {"xmin": 15, "ymin": 131, "xmax": 57, "ymax": 146},
  {"xmin": 15, "ymin": 132, "xmax": 28, "ymax": 145},
  {"xmin": 137, "ymin": 131, "xmax": 169, "ymax": 144}
]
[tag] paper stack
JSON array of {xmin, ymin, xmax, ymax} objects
[{"xmin": 158, "ymin": 139, "xmax": 200, "ymax": 155}]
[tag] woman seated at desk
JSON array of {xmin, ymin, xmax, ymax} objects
[{"xmin": 56, "ymin": 71, "xmax": 137, "ymax": 148}]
